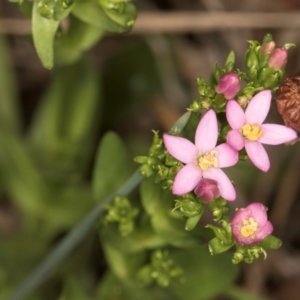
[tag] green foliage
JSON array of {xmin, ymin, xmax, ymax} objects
[
  {"xmin": 0, "ymin": 35, "xmax": 21, "ymax": 133},
  {"xmin": 59, "ymin": 276, "xmax": 93, "ymax": 300},
  {"xmin": 32, "ymin": 1, "xmax": 60, "ymax": 69},
  {"xmin": 169, "ymin": 246, "xmax": 238, "ymax": 300},
  {"xmin": 29, "ymin": 58, "xmax": 101, "ymax": 178},
  {"xmin": 92, "ymin": 132, "xmax": 135, "ymax": 202}
]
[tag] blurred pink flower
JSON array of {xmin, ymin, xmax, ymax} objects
[
  {"xmin": 268, "ymin": 47, "xmax": 288, "ymax": 70},
  {"xmin": 163, "ymin": 110, "xmax": 238, "ymax": 201},
  {"xmin": 194, "ymin": 178, "xmax": 220, "ymax": 202},
  {"xmin": 216, "ymin": 72, "xmax": 241, "ymax": 100},
  {"xmin": 226, "ymin": 90, "xmax": 297, "ymax": 172},
  {"xmin": 231, "ymin": 203, "xmax": 273, "ymax": 245}
]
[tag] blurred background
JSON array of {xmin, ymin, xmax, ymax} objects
[{"xmin": 1, "ymin": 0, "xmax": 300, "ymax": 299}]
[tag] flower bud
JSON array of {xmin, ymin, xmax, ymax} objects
[
  {"xmin": 194, "ymin": 178, "xmax": 220, "ymax": 202},
  {"xmin": 268, "ymin": 47, "xmax": 288, "ymax": 70},
  {"xmin": 215, "ymin": 72, "xmax": 240, "ymax": 100},
  {"xmin": 261, "ymin": 41, "xmax": 276, "ymax": 55}
]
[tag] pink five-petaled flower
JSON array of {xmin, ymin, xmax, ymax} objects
[
  {"xmin": 163, "ymin": 109, "xmax": 238, "ymax": 201},
  {"xmin": 231, "ymin": 202, "xmax": 273, "ymax": 245},
  {"xmin": 226, "ymin": 90, "xmax": 297, "ymax": 172},
  {"xmin": 215, "ymin": 72, "xmax": 241, "ymax": 100}
]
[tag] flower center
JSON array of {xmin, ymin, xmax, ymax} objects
[
  {"xmin": 241, "ymin": 124, "xmax": 263, "ymax": 141},
  {"xmin": 240, "ymin": 217, "xmax": 258, "ymax": 238},
  {"xmin": 197, "ymin": 150, "xmax": 218, "ymax": 171}
]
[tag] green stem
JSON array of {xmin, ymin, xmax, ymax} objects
[{"xmin": 7, "ymin": 171, "xmax": 142, "ymax": 300}]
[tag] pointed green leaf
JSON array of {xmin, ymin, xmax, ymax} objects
[
  {"xmin": 92, "ymin": 132, "xmax": 134, "ymax": 202},
  {"xmin": 32, "ymin": 1, "xmax": 60, "ymax": 69}
]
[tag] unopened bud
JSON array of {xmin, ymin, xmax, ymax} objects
[
  {"xmin": 261, "ymin": 41, "xmax": 276, "ymax": 55},
  {"xmin": 215, "ymin": 72, "xmax": 240, "ymax": 100},
  {"xmin": 268, "ymin": 47, "xmax": 288, "ymax": 70},
  {"xmin": 194, "ymin": 178, "xmax": 220, "ymax": 202}
]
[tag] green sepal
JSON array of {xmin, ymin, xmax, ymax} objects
[
  {"xmin": 258, "ymin": 235, "xmax": 282, "ymax": 250},
  {"xmin": 208, "ymin": 237, "xmax": 234, "ymax": 255},
  {"xmin": 206, "ymin": 224, "xmax": 230, "ymax": 243},
  {"xmin": 185, "ymin": 214, "xmax": 202, "ymax": 231}
]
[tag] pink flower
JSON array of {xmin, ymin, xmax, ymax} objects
[
  {"xmin": 268, "ymin": 47, "xmax": 288, "ymax": 70},
  {"xmin": 216, "ymin": 72, "xmax": 241, "ymax": 100},
  {"xmin": 226, "ymin": 90, "xmax": 297, "ymax": 172},
  {"xmin": 231, "ymin": 203, "xmax": 273, "ymax": 245},
  {"xmin": 194, "ymin": 178, "xmax": 220, "ymax": 202},
  {"xmin": 163, "ymin": 110, "xmax": 238, "ymax": 201}
]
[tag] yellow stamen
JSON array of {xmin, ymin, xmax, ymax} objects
[
  {"xmin": 241, "ymin": 124, "xmax": 264, "ymax": 141},
  {"xmin": 240, "ymin": 217, "xmax": 258, "ymax": 237},
  {"xmin": 197, "ymin": 150, "xmax": 218, "ymax": 171}
]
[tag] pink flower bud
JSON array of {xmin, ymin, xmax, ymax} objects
[
  {"xmin": 194, "ymin": 178, "xmax": 220, "ymax": 202},
  {"xmin": 268, "ymin": 47, "xmax": 288, "ymax": 70},
  {"xmin": 231, "ymin": 203, "xmax": 273, "ymax": 245},
  {"xmin": 215, "ymin": 72, "xmax": 240, "ymax": 100},
  {"xmin": 261, "ymin": 41, "xmax": 276, "ymax": 54}
]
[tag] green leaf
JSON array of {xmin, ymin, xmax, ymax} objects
[
  {"xmin": 72, "ymin": 0, "xmax": 137, "ymax": 33},
  {"xmin": 0, "ymin": 35, "xmax": 21, "ymax": 133},
  {"xmin": 32, "ymin": 1, "xmax": 60, "ymax": 69},
  {"xmin": 259, "ymin": 235, "xmax": 282, "ymax": 250},
  {"xmin": 169, "ymin": 246, "xmax": 239, "ymax": 300},
  {"xmin": 92, "ymin": 132, "xmax": 134, "ymax": 202},
  {"xmin": 28, "ymin": 59, "xmax": 101, "ymax": 176},
  {"xmin": 0, "ymin": 123, "xmax": 48, "ymax": 215},
  {"xmin": 208, "ymin": 237, "xmax": 234, "ymax": 255}
]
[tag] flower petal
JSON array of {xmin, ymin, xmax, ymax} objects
[
  {"xmin": 163, "ymin": 134, "xmax": 198, "ymax": 164},
  {"xmin": 259, "ymin": 124, "xmax": 297, "ymax": 145},
  {"xmin": 247, "ymin": 203, "xmax": 268, "ymax": 226},
  {"xmin": 226, "ymin": 129, "xmax": 245, "ymax": 151},
  {"xmin": 245, "ymin": 90, "xmax": 272, "ymax": 124},
  {"xmin": 172, "ymin": 163, "xmax": 202, "ymax": 195},
  {"xmin": 195, "ymin": 110, "xmax": 218, "ymax": 153},
  {"xmin": 253, "ymin": 221, "xmax": 273, "ymax": 243},
  {"xmin": 203, "ymin": 168, "xmax": 236, "ymax": 201},
  {"xmin": 215, "ymin": 143, "xmax": 239, "ymax": 168},
  {"xmin": 226, "ymin": 100, "xmax": 246, "ymax": 129},
  {"xmin": 245, "ymin": 141, "xmax": 270, "ymax": 172}
]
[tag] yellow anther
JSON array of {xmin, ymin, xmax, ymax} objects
[
  {"xmin": 241, "ymin": 124, "xmax": 264, "ymax": 141},
  {"xmin": 197, "ymin": 150, "xmax": 218, "ymax": 171},
  {"xmin": 240, "ymin": 217, "xmax": 258, "ymax": 238}
]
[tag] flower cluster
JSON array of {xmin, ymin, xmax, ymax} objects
[{"xmin": 136, "ymin": 34, "xmax": 297, "ymax": 264}]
